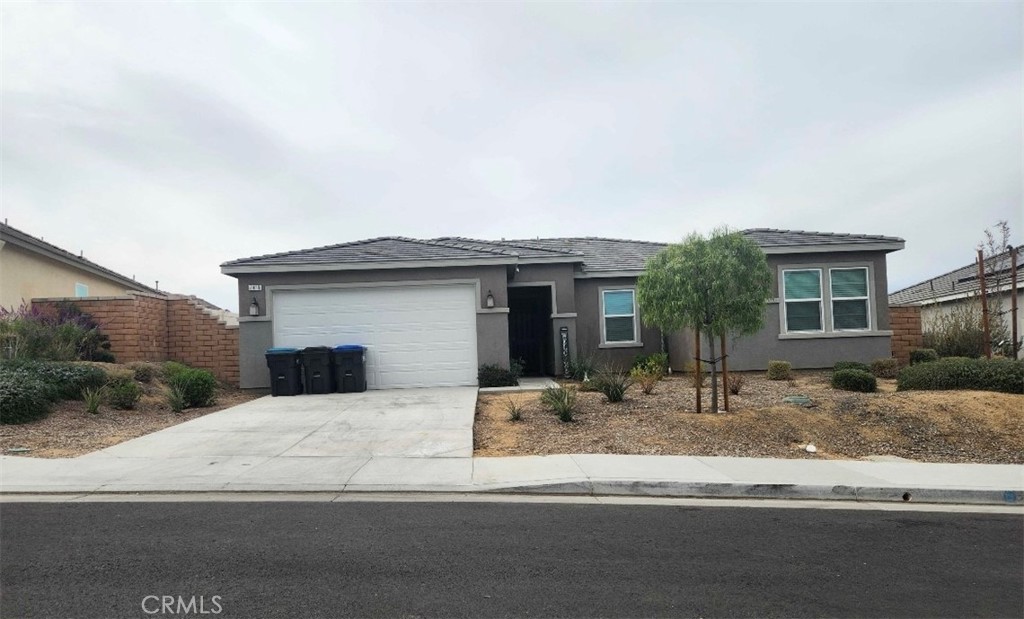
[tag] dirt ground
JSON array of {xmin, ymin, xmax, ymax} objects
[
  {"xmin": 0, "ymin": 364, "xmax": 265, "ymax": 458},
  {"xmin": 474, "ymin": 371, "xmax": 1024, "ymax": 464}
]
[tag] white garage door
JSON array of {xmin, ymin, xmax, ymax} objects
[{"xmin": 272, "ymin": 285, "xmax": 478, "ymax": 389}]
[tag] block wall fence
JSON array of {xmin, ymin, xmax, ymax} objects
[
  {"xmin": 32, "ymin": 293, "xmax": 239, "ymax": 386},
  {"xmin": 889, "ymin": 304, "xmax": 923, "ymax": 366}
]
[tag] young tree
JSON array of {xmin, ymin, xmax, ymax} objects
[
  {"xmin": 637, "ymin": 228, "xmax": 772, "ymax": 412},
  {"xmin": 978, "ymin": 220, "xmax": 1016, "ymax": 355}
]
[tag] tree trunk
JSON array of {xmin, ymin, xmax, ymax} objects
[{"xmin": 706, "ymin": 330, "xmax": 718, "ymax": 413}]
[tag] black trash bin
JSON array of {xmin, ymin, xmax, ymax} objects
[
  {"xmin": 301, "ymin": 346, "xmax": 335, "ymax": 394},
  {"xmin": 332, "ymin": 345, "xmax": 367, "ymax": 393},
  {"xmin": 265, "ymin": 347, "xmax": 303, "ymax": 397}
]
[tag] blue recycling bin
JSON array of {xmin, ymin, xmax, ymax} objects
[
  {"xmin": 265, "ymin": 347, "xmax": 303, "ymax": 396},
  {"xmin": 332, "ymin": 345, "xmax": 367, "ymax": 393}
]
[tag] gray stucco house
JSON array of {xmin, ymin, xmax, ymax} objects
[{"xmin": 222, "ymin": 229, "xmax": 904, "ymax": 389}]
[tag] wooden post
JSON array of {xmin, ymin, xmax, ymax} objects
[
  {"xmin": 693, "ymin": 328, "xmax": 702, "ymax": 413},
  {"xmin": 720, "ymin": 332, "xmax": 729, "ymax": 412},
  {"xmin": 978, "ymin": 250, "xmax": 992, "ymax": 359},
  {"xmin": 1011, "ymin": 246, "xmax": 1019, "ymax": 359}
]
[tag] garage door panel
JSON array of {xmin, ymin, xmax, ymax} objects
[{"xmin": 272, "ymin": 285, "xmax": 478, "ymax": 389}]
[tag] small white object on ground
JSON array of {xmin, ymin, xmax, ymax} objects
[{"xmin": 805, "ymin": 444, "xmax": 817, "ymax": 453}]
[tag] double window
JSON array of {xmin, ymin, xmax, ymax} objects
[
  {"xmin": 782, "ymin": 267, "xmax": 870, "ymax": 333},
  {"xmin": 601, "ymin": 289, "xmax": 638, "ymax": 344}
]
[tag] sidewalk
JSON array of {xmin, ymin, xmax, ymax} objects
[{"xmin": 2, "ymin": 453, "xmax": 1021, "ymax": 505}]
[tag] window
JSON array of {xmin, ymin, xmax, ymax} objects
[
  {"xmin": 830, "ymin": 268, "xmax": 870, "ymax": 330},
  {"xmin": 783, "ymin": 270, "xmax": 822, "ymax": 332},
  {"xmin": 602, "ymin": 289, "xmax": 637, "ymax": 343},
  {"xmin": 74, "ymin": 283, "xmax": 89, "ymax": 298}
]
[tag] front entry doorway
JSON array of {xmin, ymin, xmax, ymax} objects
[{"xmin": 508, "ymin": 286, "xmax": 553, "ymax": 376}]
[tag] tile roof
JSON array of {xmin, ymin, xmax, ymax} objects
[
  {"xmin": 223, "ymin": 229, "xmax": 904, "ymax": 272},
  {"xmin": 888, "ymin": 250, "xmax": 1022, "ymax": 305}
]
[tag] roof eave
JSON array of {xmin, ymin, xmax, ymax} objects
[
  {"xmin": 759, "ymin": 241, "xmax": 905, "ymax": 255},
  {"xmin": 221, "ymin": 256, "xmax": 518, "ymax": 276}
]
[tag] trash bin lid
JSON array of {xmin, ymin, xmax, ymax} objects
[
  {"xmin": 302, "ymin": 346, "xmax": 332, "ymax": 352},
  {"xmin": 332, "ymin": 344, "xmax": 365, "ymax": 352},
  {"xmin": 266, "ymin": 347, "xmax": 300, "ymax": 354}
]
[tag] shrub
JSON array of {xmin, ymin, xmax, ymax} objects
[
  {"xmin": 629, "ymin": 364, "xmax": 662, "ymax": 395},
  {"xmin": 897, "ymin": 357, "xmax": 1023, "ymax": 394},
  {"xmin": 0, "ymin": 371, "xmax": 52, "ymax": 424},
  {"xmin": 504, "ymin": 398, "xmax": 524, "ymax": 422},
  {"xmin": 162, "ymin": 361, "xmax": 191, "ymax": 381},
  {"xmin": 167, "ymin": 385, "xmax": 186, "ymax": 413},
  {"xmin": 831, "ymin": 369, "xmax": 877, "ymax": 392},
  {"xmin": 727, "ymin": 373, "xmax": 745, "ymax": 395},
  {"xmin": 593, "ymin": 369, "xmax": 632, "ymax": 403},
  {"xmin": 82, "ymin": 386, "xmax": 104, "ymax": 414},
  {"xmin": 0, "ymin": 301, "xmax": 111, "ymax": 362},
  {"xmin": 167, "ymin": 367, "xmax": 218, "ymax": 408},
  {"xmin": 0, "ymin": 360, "xmax": 107, "ymax": 400},
  {"xmin": 566, "ymin": 356, "xmax": 596, "ymax": 381},
  {"xmin": 870, "ymin": 358, "xmax": 900, "ymax": 379},
  {"xmin": 921, "ymin": 302, "xmax": 989, "ymax": 358},
  {"xmin": 834, "ymin": 361, "xmax": 871, "ymax": 373},
  {"xmin": 540, "ymin": 386, "xmax": 577, "ymax": 422},
  {"xmin": 128, "ymin": 362, "xmax": 158, "ymax": 383},
  {"xmin": 632, "ymin": 353, "xmax": 669, "ymax": 374},
  {"xmin": 106, "ymin": 376, "xmax": 142, "ymax": 410},
  {"xmin": 478, "ymin": 364, "xmax": 519, "ymax": 388},
  {"xmin": 766, "ymin": 360, "xmax": 791, "ymax": 381},
  {"xmin": 909, "ymin": 349, "xmax": 939, "ymax": 365}
]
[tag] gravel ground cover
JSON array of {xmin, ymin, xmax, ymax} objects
[{"xmin": 475, "ymin": 371, "xmax": 1024, "ymax": 464}]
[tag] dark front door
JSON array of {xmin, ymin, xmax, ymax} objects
[{"xmin": 508, "ymin": 286, "xmax": 553, "ymax": 376}]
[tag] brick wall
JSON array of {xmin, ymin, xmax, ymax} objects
[
  {"xmin": 890, "ymin": 304, "xmax": 923, "ymax": 366},
  {"xmin": 32, "ymin": 293, "xmax": 239, "ymax": 386}
]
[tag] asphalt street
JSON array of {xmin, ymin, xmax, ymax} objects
[{"xmin": 1, "ymin": 500, "xmax": 1020, "ymax": 618}]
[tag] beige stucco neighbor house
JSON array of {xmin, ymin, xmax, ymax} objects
[{"xmin": 0, "ymin": 222, "xmax": 161, "ymax": 310}]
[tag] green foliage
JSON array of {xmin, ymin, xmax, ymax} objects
[
  {"xmin": 870, "ymin": 358, "xmax": 900, "ymax": 379},
  {"xmin": 504, "ymin": 398, "xmax": 524, "ymax": 422},
  {"xmin": 128, "ymin": 362, "xmax": 158, "ymax": 383},
  {"xmin": 566, "ymin": 356, "xmax": 596, "ymax": 381},
  {"xmin": 831, "ymin": 369, "xmax": 877, "ymax": 393},
  {"xmin": 478, "ymin": 364, "xmax": 520, "ymax": 388},
  {"xmin": 834, "ymin": 361, "xmax": 871, "ymax": 373},
  {"xmin": 593, "ymin": 369, "xmax": 633, "ymax": 403},
  {"xmin": 167, "ymin": 367, "xmax": 218, "ymax": 408},
  {"xmin": 629, "ymin": 364, "xmax": 662, "ymax": 395},
  {"xmin": 632, "ymin": 353, "xmax": 669, "ymax": 374},
  {"xmin": 162, "ymin": 361, "xmax": 191, "ymax": 381},
  {"xmin": 106, "ymin": 376, "xmax": 142, "ymax": 410},
  {"xmin": 167, "ymin": 385, "xmax": 186, "ymax": 413},
  {"xmin": 0, "ymin": 301, "xmax": 112, "ymax": 362},
  {"xmin": 921, "ymin": 301, "xmax": 988, "ymax": 358},
  {"xmin": 540, "ymin": 386, "xmax": 577, "ymax": 422},
  {"xmin": 897, "ymin": 358, "xmax": 1023, "ymax": 394},
  {"xmin": 0, "ymin": 360, "xmax": 107, "ymax": 400},
  {"xmin": 909, "ymin": 349, "xmax": 940, "ymax": 365},
  {"xmin": 82, "ymin": 387, "xmax": 104, "ymax": 414},
  {"xmin": 727, "ymin": 373, "xmax": 745, "ymax": 395},
  {"xmin": 766, "ymin": 360, "xmax": 792, "ymax": 381},
  {"xmin": 0, "ymin": 371, "xmax": 52, "ymax": 424}
]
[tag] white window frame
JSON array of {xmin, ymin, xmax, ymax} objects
[
  {"xmin": 600, "ymin": 288, "xmax": 640, "ymax": 346},
  {"xmin": 781, "ymin": 268, "xmax": 824, "ymax": 333},
  {"xmin": 829, "ymin": 267, "xmax": 871, "ymax": 332},
  {"xmin": 74, "ymin": 282, "xmax": 89, "ymax": 297}
]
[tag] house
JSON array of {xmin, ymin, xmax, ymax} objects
[
  {"xmin": 0, "ymin": 222, "xmax": 161, "ymax": 310},
  {"xmin": 222, "ymin": 229, "xmax": 905, "ymax": 389},
  {"xmin": 889, "ymin": 249, "xmax": 1022, "ymax": 358}
]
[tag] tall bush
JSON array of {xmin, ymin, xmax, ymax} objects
[
  {"xmin": 0, "ymin": 302, "xmax": 112, "ymax": 362},
  {"xmin": 921, "ymin": 301, "xmax": 988, "ymax": 358}
]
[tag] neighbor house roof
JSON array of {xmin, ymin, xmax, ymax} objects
[
  {"xmin": 222, "ymin": 229, "xmax": 904, "ymax": 275},
  {"xmin": 0, "ymin": 222, "xmax": 163, "ymax": 295},
  {"xmin": 888, "ymin": 249, "xmax": 1023, "ymax": 306}
]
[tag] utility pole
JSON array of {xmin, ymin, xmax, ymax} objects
[
  {"xmin": 977, "ymin": 249, "xmax": 991, "ymax": 359},
  {"xmin": 1011, "ymin": 246, "xmax": 1019, "ymax": 359}
]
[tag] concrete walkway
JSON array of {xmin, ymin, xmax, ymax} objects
[{"xmin": 0, "ymin": 390, "xmax": 1022, "ymax": 505}]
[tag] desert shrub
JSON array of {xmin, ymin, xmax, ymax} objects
[
  {"xmin": 82, "ymin": 386, "xmax": 104, "ymax": 414},
  {"xmin": 727, "ymin": 373, "xmax": 745, "ymax": 395},
  {"xmin": 540, "ymin": 386, "xmax": 577, "ymax": 422},
  {"xmin": 909, "ymin": 348, "xmax": 940, "ymax": 365},
  {"xmin": 629, "ymin": 364, "xmax": 662, "ymax": 395},
  {"xmin": 834, "ymin": 361, "xmax": 871, "ymax": 373},
  {"xmin": 0, "ymin": 360, "xmax": 107, "ymax": 400},
  {"xmin": 167, "ymin": 385, "xmax": 186, "ymax": 413},
  {"xmin": 632, "ymin": 353, "xmax": 668, "ymax": 374},
  {"xmin": 478, "ymin": 364, "xmax": 519, "ymax": 388},
  {"xmin": 162, "ymin": 361, "xmax": 191, "ymax": 381},
  {"xmin": 870, "ymin": 358, "xmax": 900, "ymax": 379},
  {"xmin": 766, "ymin": 360, "xmax": 791, "ymax": 381},
  {"xmin": 831, "ymin": 369, "xmax": 877, "ymax": 392},
  {"xmin": 897, "ymin": 357, "xmax": 1023, "ymax": 394},
  {"xmin": 167, "ymin": 367, "xmax": 218, "ymax": 408},
  {"xmin": 566, "ymin": 356, "xmax": 596, "ymax": 381},
  {"xmin": 128, "ymin": 362, "xmax": 159, "ymax": 383},
  {"xmin": 106, "ymin": 376, "xmax": 142, "ymax": 410},
  {"xmin": 0, "ymin": 371, "xmax": 52, "ymax": 424},
  {"xmin": 0, "ymin": 301, "xmax": 112, "ymax": 362},
  {"xmin": 593, "ymin": 369, "xmax": 632, "ymax": 403},
  {"xmin": 921, "ymin": 302, "xmax": 988, "ymax": 358},
  {"xmin": 504, "ymin": 398, "xmax": 524, "ymax": 422}
]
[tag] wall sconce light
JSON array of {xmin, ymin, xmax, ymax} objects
[
  {"xmin": 486, "ymin": 291, "xmax": 495, "ymax": 308},
  {"xmin": 249, "ymin": 297, "xmax": 260, "ymax": 316}
]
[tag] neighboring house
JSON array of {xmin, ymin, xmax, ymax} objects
[
  {"xmin": 0, "ymin": 222, "xmax": 160, "ymax": 310},
  {"xmin": 889, "ymin": 249, "xmax": 1023, "ymax": 358},
  {"xmin": 222, "ymin": 229, "xmax": 904, "ymax": 389}
]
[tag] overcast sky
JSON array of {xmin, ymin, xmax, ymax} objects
[{"xmin": 3, "ymin": 2, "xmax": 1021, "ymax": 312}]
